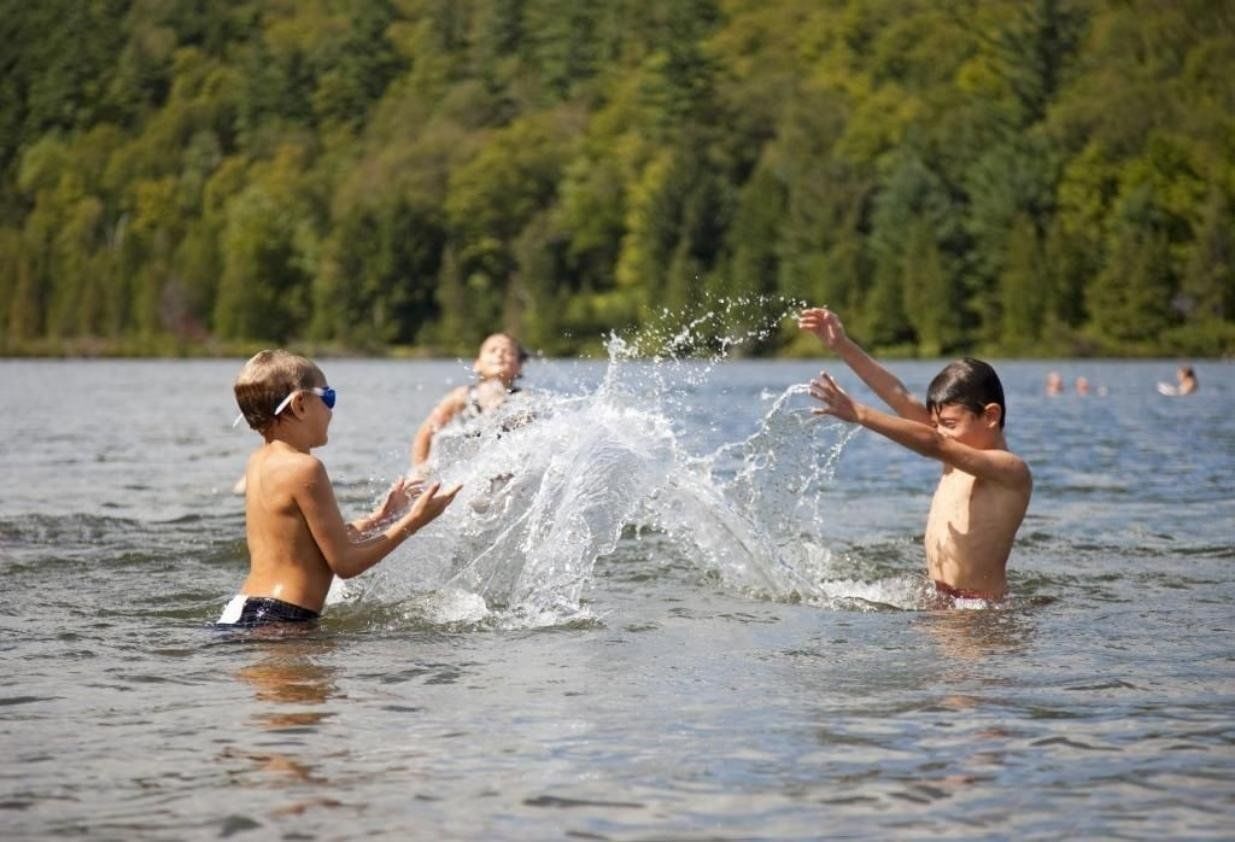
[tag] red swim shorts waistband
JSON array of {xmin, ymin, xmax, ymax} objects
[{"xmin": 933, "ymin": 580, "xmax": 1000, "ymax": 601}]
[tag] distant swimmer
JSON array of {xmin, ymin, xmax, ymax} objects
[
  {"xmin": 799, "ymin": 307, "xmax": 1032, "ymax": 604},
  {"xmin": 218, "ymin": 350, "xmax": 460, "ymax": 629},
  {"xmin": 1045, "ymin": 371, "xmax": 1063, "ymax": 396},
  {"xmin": 1075, "ymin": 376, "xmax": 1090, "ymax": 396},
  {"xmin": 411, "ymin": 332, "xmax": 531, "ymax": 476},
  {"xmin": 1157, "ymin": 365, "xmax": 1198, "ymax": 397}
]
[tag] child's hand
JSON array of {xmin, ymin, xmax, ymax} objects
[
  {"xmin": 405, "ymin": 481, "xmax": 463, "ymax": 533},
  {"xmin": 373, "ymin": 477, "xmax": 418, "ymax": 523},
  {"xmin": 809, "ymin": 371, "xmax": 860, "ymax": 423},
  {"xmin": 798, "ymin": 307, "xmax": 847, "ymax": 349}
]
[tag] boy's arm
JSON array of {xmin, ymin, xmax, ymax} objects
[
  {"xmin": 294, "ymin": 457, "xmax": 461, "ymax": 579},
  {"xmin": 810, "ymin": 373, "xmax": 1031, "ymax": 488},
  {"xmin": 799, "ymin": 308, "xmax": 931, "ymax": 424},
  {"xmin": 411, "ymin": 388, "xmax": 468, "ymax": 468}
]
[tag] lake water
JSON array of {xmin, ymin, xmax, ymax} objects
[{"xmin": 2, "ymin": 350, "xmax": 1233, "ymax": 840}]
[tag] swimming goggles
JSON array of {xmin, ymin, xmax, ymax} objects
[
  {"xmin": 233, "ymin": 386, "xmax": 336, "ymax": 428},
  {"xmin": 272, "ymin": 386, "xmax": 336, "ymax": 417}
]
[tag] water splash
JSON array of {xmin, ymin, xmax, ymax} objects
[
  {"xmin": 343, "ymin": 297, "xmax": 924, "ymax": 627},
  {"xmin": 644, "ymin": 383, "xmax": 861, "ymax": 600}
]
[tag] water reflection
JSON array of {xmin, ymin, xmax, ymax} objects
[
  {"xmin": 235, "ymin": 640, "xmax": 340, "ymax": 731},
  {"xmin": 905, "ymin": 610, "xmax": 1040, "ymax": 802},
  {"xmin": 916, "ymin": 606, "xmax": 1032, "ymax": 665},
  {"xmin": 221, "ymin": 637, "xmax": 346, "ymax": 817}
]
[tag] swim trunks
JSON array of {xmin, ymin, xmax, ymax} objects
[
  {"xmin": 216, "ymin": 594, "xmax": 320, "ymax": 628},
  {"xmin": 933, "ymin": 580, "xmax": 999, "ymax": 601}
]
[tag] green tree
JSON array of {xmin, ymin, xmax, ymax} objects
[
  {"xmin": 725, "ymin": 164, "xmax": 785, "ymax": 302},
  {"xmin": 312, "ymin": 199, "xmax": 445, "ymax": 346},
  {"xmin": 1180, "ymin": 191, "xmax": 1235, "ymax": 324},
  {"xmin": 998, "ymin": 215, "xmax": 1047, "ymax": 352},
  {"xmin": 901, "ymin": 217, "xmax": 960, "ymax": 355},
  {"xmin": 865, "ymin": 151, "xmax": 955, "ymax": 349},
  {"xmin": 213, "ymin": 179, "xmax": 314, "ymax": 342},
  {"xmin": 1, "ymin": 0, "xmax": 1234, "ymax": 356},
  {"xmin": 1087, "ymin": 222, "xmax": 1174, "ymax": 346}
]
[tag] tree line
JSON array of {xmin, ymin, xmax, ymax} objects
[{"xmin": 2, "ymin": 0, "xmax": 1232, "ymax": 357}]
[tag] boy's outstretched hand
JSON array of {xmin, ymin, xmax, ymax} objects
[
  {"xmin": 404, "ymin": 481, "xmax": 463, "ymax": 534},
  {"xmin": 374, "ymin": 476, "xmax": 424, "ymax": 523},
  {"xmin": 810, "ymin": 371, "xmax": 860, "ymax": 423},
  {"xmin": 349, "ymin": 476, "xmax": 427, "ymax": 538},
  {"xmin": 798, "ymin": 307, "xmax": 847, "ymax": 350}
]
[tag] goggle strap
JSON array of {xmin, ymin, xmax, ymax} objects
[
  {"xmin": 271, "ymin": 392, "xmax": 297, "ymax": 417},
  {"xmin": 234, "ymin": 387, "xmax": 333, "ymax": 430}
]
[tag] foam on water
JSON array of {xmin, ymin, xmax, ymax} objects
[{"xmin": 339, "ymin": 298, "xmax": 931, "ymax": 626}]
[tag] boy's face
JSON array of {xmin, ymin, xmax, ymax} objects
[
  {"xmin": 474, "ymin": 335, "xmax": 522, "ymax": 383},
  {"xmin": 932, "ymin": 403, "xmax": 1000, "ymax": 448},
  {"xmin": 309, "ymin": 388, "xmax": 332, "ymax": 446},
  {"xmin": 288, "ymin": 379, "xmax": 333, "ymax": 447}
]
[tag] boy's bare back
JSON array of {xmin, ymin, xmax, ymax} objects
[{"xmin": 241, "ymin": 442, "xmax": 338, "ymax": 612}]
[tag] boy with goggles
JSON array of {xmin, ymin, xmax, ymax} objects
[{"xmin": 220, "ymin": 350, "xmax": 460, "ymax": 628}]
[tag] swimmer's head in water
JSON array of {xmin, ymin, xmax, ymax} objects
[{"xmin": 234, "ymin": 350, "xmax": 327, "ymax": 431}]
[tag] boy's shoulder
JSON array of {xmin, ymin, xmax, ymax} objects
[
  {"xmin": 940, "ymin": 443, "xmax": 1032, "ymax": 491},
  {"xmin": 984, "ymin": 447, "xmax": 1033, "ymax": 491},
  {"xmin": 999, "ymin": 443, "xmax": 1031, "ymax": 471},
  {"xmin": 252, "ymin": 443, "xmax": 327, "ymax": 488}
]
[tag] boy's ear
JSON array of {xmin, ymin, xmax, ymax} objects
[{"xmin": 982, "ymin": 402, "xmax": 1002, "ymax": 428}]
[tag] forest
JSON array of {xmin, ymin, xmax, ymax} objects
[{"xmin": 2, "ymin": 0, "xmax": 1233, "ymax": 357}]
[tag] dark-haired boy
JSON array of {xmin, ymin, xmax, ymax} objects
[{"xmin": 798, "ymin": 308, "xmax": 1032, "ymax": 602}]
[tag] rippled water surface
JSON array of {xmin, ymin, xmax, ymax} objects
[{"xmin": 2, "ymin": 352, "xmax": 1233, "ymax": 840}]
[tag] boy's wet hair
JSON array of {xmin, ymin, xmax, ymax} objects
[
  {"xmin": 926, "ymin": 358, "xmax": 1006, "ymax": 428},
  {"xmin": 234, "ymin": 350, "xmax": 325, "ymax": 431}
]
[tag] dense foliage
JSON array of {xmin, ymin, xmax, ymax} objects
[{"xmin": 2, "ymin": 0, "xmax": 1233, "ymax": 357}]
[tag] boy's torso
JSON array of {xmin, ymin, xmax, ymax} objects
[
  {"xmin": 925, "ymin": 467, "xmax": 1030, "ymax": 598},
  {"xmin": 240, "ymin": 446, "xmax": 334, "ymax": 612}
]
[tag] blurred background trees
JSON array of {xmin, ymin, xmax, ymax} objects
[{"xmin": 2, "ymin": 0, "xmax": 1232, "ymax": 356}]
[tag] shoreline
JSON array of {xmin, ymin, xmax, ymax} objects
[{"xmin": 2, "ymin": 340, "xmax": 1230, "ymax": 362}]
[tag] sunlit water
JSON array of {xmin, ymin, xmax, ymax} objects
[{"xmin": 2, "ymin": 339, "xmax": 1233, "ymax": 839}]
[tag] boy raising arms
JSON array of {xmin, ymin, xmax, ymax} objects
[
  {"xmin": 798, "ymin": 308, "xmax": 1032, "ymax": 601},
  {"xmin": 221, "ymin": 350, "xmax": 461, "ymax": 628}
]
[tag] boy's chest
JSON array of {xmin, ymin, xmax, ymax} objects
[
  {"xmin": 925, "ymin": 471, "xmax": 1026, "ymax": 553},
  {"xmin": 927, "ymin": 471, "xmax": 977, "ymax": 529}
]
